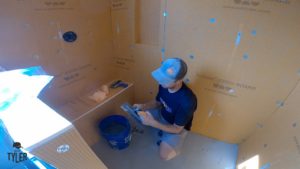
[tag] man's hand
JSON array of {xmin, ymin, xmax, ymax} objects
[
  {"xmin": 133, "ymin": 100, "xmax": 162, "ymax": 111},
  {"xmin": 137, "ymin": 111, "xmax": 156, "ymax": 127},
  {"xmin": 133, "ymin": 104, "xmax": 145, "ymax": 111},
  {"xmin": 137, "ymin": 111, "xmax": 184, "ymax": 134}
]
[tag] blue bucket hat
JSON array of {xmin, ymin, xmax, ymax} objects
[{"xmin": 151, "ymin": 58, "xmax": 187, "ymax": 85}]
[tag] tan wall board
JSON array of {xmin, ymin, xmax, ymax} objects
[
  {"xmin": 113, "ymin": 0, "xmax": 300, "ymax": 144},
  {"xmin": 0, "ymin": 0, "xmax": 117, "ymax": 108},
  {"xmin": 237, "ymin": 80, "xmax": 300, "ymax": 169}
]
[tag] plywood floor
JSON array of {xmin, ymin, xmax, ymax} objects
[{"xmin": 92, "ymin": 125, "xmax": 238, "ymax": 169}]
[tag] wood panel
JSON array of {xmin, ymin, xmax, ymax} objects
[{"xmin": 31, "ymin": 126, "xmax": 107, "ymax": 169}]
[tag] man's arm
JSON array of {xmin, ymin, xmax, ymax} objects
[
  {"xmin": 138, "ymin": 111, "xmax": 184, "ymax": 134},
  {"xmin": 152, "ymin": 121, "xmax": 184, "ymax": 134},
  {"xmin": 143, "ymin": 100, "xmax": 162, "ymax": 110},
  {"xmin": 134, "ymin": 100, "xmax": 162, "ymax": 110}
]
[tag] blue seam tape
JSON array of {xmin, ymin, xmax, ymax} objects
[{"xmin": 235, "ymin": 32, "xmax": 242, "ymax": 46}]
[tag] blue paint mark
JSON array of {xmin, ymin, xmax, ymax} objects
[
  {"xmin": 209, "ymin": 18, "xmax": 216, "ymax": 23},
  {"xmin": 243, "ymin": 53, "xmax": 249, "ymax": 61},
  {"xmin": 251, "ymin": 29, "xmax": 257, "ymax": 36},
  {"xmin": 235, "ymin": 32, "xmax": 242, "ymax": 46},
  {"xmin": 161, "ymin": 48, "xmax": 166, "ymax": 53},
  {"xmin": 276, "ymin": 100, "xmax": 284, "ymax": 107},
  {"xmin": 189, "ymin": 55, "xmax": 195, "ymax": 59},
  {"xmin": 163, "ymin": 11, "xmax": 168, "ymax": 17},
  {"xmin": 260, "ymin": 163, "xmax": 271, "ymax": 169}
]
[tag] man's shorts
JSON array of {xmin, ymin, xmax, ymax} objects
[{"xmin": 148, "ymin": 108, "xmax": 188, "ymax": 154}]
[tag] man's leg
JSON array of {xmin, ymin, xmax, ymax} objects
[
  {"xmin": 147, "ymin": 108, "xmax": 188, "ymax": 160},
  {"xmin": 145, "ymin": 108, "xmax": 165, "ymax": 142},
  {"xmin": 160, "ymin": 141, "xmax": 177, "ymax": 161},
  {"xmin": 159, "ymin": 129, "xmax": 188, "ymax": 160}
]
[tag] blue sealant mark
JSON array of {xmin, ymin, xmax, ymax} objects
[
  {"xmin": 243, "ymin": 53, "xmax": 249, "ymax": 61},
  {"xmin": 293, "ymin": 123, "xmax": 297, "ymax": 128},
  {"xmin": 189, "ymin": 54, "xmax": 195, "ymax": 59},
  {"xmin": 251, "ymin": 29, "xmax": 257, "ymax": 36},
  {"xmin": 163, "ymin": 11, "xmax": 168, "ymax": 17},
  {"xmin": 235, "ymin": 32, "xmax": 242, "ymax": 46},
  {"xmin": 184, "ymin": 78, "xmax": 190, "ymax": 84},
  {"xmin": 161, "ymin": 48, "xmax": 166, "ymax": 61},
  {"xmin": 276, "ymin": 100, "xmax": 284, "ymax": 108},
  {"xmin": 260, "ymin": 163, "xmax": 271, "ymax": 169},
  {"xmin": 256, "ymin": 123, "xmax": 264, "ymax": 129},
  {"xmin": 209, "ymin": 18, "xmax": 216, "ymax": 24}
]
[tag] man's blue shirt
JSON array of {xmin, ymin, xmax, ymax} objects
[{"xmin": 156, "ymin": 83, "xmax": 197, "ymax": 130}]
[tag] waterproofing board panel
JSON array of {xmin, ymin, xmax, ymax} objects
[
  {"xmin": 0, "ymin": 0, "xmax": 116, "ymax": 108},
  {"xmin": 113, "ymin": 0, "xmax": 300, "ymax": 144},
  {"xmin": 237, "ymin": 80, "xmax": 300, "ymax": 169}
]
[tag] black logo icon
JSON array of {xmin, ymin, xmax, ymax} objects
[{"xmin": 13, "ymin": 142, "xmax": 22, "ymax": 149}]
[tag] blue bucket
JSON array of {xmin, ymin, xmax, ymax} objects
[{"xmin": 99, "ymin": 115, "xmax": 131, "ymax": 150}]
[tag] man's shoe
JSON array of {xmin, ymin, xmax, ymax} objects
[
  {"xmin": 156, "ymin": 140, "xmax": 162, "ymax": 146},
  {"xmin": 158, "ymin": 130, "xmax": 163, "ymax": 137}
]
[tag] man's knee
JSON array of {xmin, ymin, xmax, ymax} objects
[{"xmin": 159, "ymin": 142, "xmax": 177, "ymax": 161}]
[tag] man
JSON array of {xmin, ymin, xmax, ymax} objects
[{"xmin": 134, "ymin": 58, "xmax": 197, "ymax": 161}]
